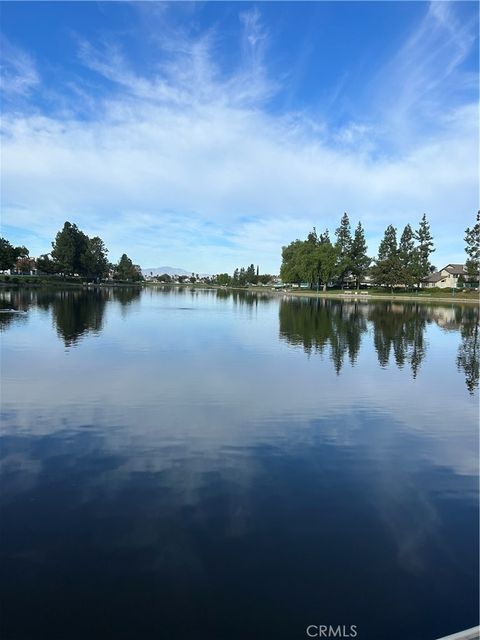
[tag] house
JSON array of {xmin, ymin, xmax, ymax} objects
[
  {"xmin": 10, "ymin": 257, "xmax": 38, "ymax": 276},
  {"xmin": 422, "ymin": 264, "xmax": 473, "ymax": 289}
]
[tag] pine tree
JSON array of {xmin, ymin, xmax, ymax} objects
[
  {"xmin": 335, "ymin": 212, "xmax": 353, "ymax": 287},
  {"xmin": 349, "ymin": 222, "xmax": 370, "ymax": 290},
  {"xmin": 246, "ymin": 264, "xmax": 256, "ymax": 282},
  {"xmin": 398, "ymin": 224, "xmax": 416, "ymax": 289},
  {"xmin": 464, "ymin": 210, "xmax": 480, "ymax": 282},
  {"xmin": 414, "ymin": 214, "xmax": 435, "ymax": 287},
  {"xmin": 319, "ymin": 229, "xmax": 330, "ymax": 245},
  {"xmin": 372, "ymin": 225, "xmax": 401, "ymax": 292}
]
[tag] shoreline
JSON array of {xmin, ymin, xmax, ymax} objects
[
  {"xmin": 1, "ymin": 279, "xmax": 478, "ymax": 305},
  {"xmin": 268, "ymin": 288, "xmax": 479, "ymax": 305}
]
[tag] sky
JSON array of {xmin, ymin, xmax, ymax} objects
[{"xmin": 0, "ymin": 1, "xmax": 478, "ymax": 274}]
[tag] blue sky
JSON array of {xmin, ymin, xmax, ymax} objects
[{"xmin": 1, "ymin": 1, "xmax": 478, "ymax": 273}]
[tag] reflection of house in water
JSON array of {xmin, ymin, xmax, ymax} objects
[{"xmin": 429, "ymin": 306, "xmax": 459, "ymax": 330}]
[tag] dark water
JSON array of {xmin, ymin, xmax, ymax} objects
[{"xmin": 0, "ymin": 287, "xmax": 478, "ymax": 640}]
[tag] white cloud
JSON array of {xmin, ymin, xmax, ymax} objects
[
  {"xmin": 0, "ymin": 35, "xmax": 40, "ymax": 97},
  {"xmin": 0, "ymin": 4, "xmax": 478, "ymax": 273},
  {"xmin": 371, "ymin": 1, "xmax": 478, "ymax": 145}
]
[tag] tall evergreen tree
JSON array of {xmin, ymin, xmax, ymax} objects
[
  {"xmin": 464, "ymin": 210, "xmax": 480, "ymax": 281},
  {"xmin": 414, "ymin": 214, "xmax": 435, "ymax": 287},
  {"xmin": 335, "ymin": 212, "xmax": 353, "ymax": 286},
  {"xmin": 246, "ymin": 264, "xmax": 256, "ymax": 282},
  {"xmin": 398, "ymin": 224, "xmax": 416, "ymax": 289},
  {"xmin": 319, "ymin": 229, "xmax": 330, "ymax": 245},
  {"xmin": 372, "ymin": 225, "xmax": 401, "ymax": 292},
  {"xmin": 349, "ymin": 222, "xmax": 370, "ymax": 290}
]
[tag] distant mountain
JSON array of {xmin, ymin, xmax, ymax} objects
[{"xmin": 142, "ymin": 266, "xmax": 191, "ymax": 277}]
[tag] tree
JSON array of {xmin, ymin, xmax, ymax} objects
[
  {"xmin": 0, "ymin": 237, "xmax": 22, "ymax": 271},
  {"xmin": 13, "ymin": 246, "xmax": 31, "ymax": 274},
  {"xmin": 464, "ymin": 210, "xmax": 480, "ymax": 282},
  {"xmin": 280, "ymin": 239, "xmax": 304, "ymax": 284},
  {"xmin": 318, "ymin": 242, "xmax": 339, "ymax": 291},
  {"xmin": 257, "ymin": 274, "xmax": 273, "ymax": 285},
  {"xmin": 372, "ymin": 225, "xmax": 402, "ymax": 292},
  {"xmin": 349, "ymin": 222, "xmax": 370, "ymax": 290},
  {"xmin": 414, "ymin": 214, "xmax": 435, "ymax": 287},
  {"xmin": 299, "ymin": 233, "xmax": 322, "ymax": 289},
  {"xmin": 51, "ymin": 221, "xmax": 88, "ymax": 276},
  {"xmin": 457, "ymin": 310, "xmax": 479, "ymax": 394},
  {"xmin": 216, "ymin": 273, "xmax": 231, "ymax": 286},
  {"xmin": 398, "ymin": 224, "xmax": 416, "ymax": 289},
  {"xmin": 335, "ymin": 212, "xmax": 353, "ymax": 287},
  {"xmin": 114, "ymin": 253, "xmax": 143, "ymax": 282},
  {"xmin": 319, "ymin": 229, "xmax": 330, "ymax": 245},
  {"xmin": 36, "ymin": 253, "xmax": 58, "ymax": 275},
  {"xmin": 81, "ymin": 236, "xmax": 109, "ymax": 281}
]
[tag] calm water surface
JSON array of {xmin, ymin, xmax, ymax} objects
[{"xmin": 0, "ymin": 287, "xmax": 478, "ymax": 640}]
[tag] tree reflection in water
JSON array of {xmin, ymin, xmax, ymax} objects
[
  {"xmin": 0, "ymin": 288, "xmax": 478, "ymax": 393},
  {"xmin": 367, "ymin": 303, "xmax": 427, "ymax": 378},
  {"xmin": 279, "ymin": 298, "xmax": 367, "ymax": 373},
  {"xmin": 456, "ymin": 307, "xmax": 479, "ymax": 394},
  {"xmin": 0, "ymin": 286, "xmax": 142, "ymax": 347},
  {"xmin": 279, "ymin": 296, "xmax": 479, "ymax": 392}
]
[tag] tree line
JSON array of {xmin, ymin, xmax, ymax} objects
[
  {"xmin": 280, "ymin": 211, "xmax": 479, "ymax": 291},
  {"xmin": 215, "ymin": 264, "xmax": 274, "ymax": 287},
  {"xmin": 0, "ymin": 221, "xmax": 143, "ymax": 282}
]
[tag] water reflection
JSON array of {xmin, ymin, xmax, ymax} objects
[
  {"xmin": 279, "ymin": 298, "xmax": 368, "ymax": 372},
  {"xmin": 0, "ymin": 287, "xmax": 142, "ymax": 347},
  {"xmin": 279, "ymin": 297, "xmax": 479, "ymax": 391},
  {"xmin": 0, "ymin": 288, "xmax": 478, "ymax": 640},
  {"xmin": 0, "ymin": 287, "xmax": 478, "ymax": 391},
  {"xmin": 457, "ymin": 307, "xmax": 479, "ymax": 394},
  {"xmin": 367, "ymin": 302, "xmax": 427, "ymax": 377}
]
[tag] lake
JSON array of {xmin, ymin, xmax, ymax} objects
[{"xmin": 0, "ymin": 287, "xmax": 478, "ymax": 640}]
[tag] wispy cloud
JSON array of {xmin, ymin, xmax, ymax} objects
[
  {"xmin": 371, "ymin": 1, "xmax": 478, "ymax": 144},
  {"xmin": 1, "ymin": 2, "xmax": 478, "ymax": 272},
  {"xmin": 76, "ymin": 5, "xmax": 275, "ymax": 110},
  {"xmin": 0, "ymin": 35, "xmax": 40, "ymax": 97}
]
